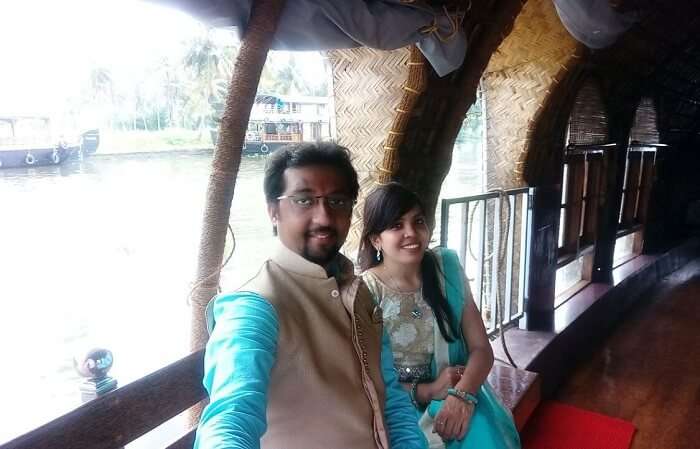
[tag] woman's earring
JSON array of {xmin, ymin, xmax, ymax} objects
[{"xmin": 376, "ymin": 248, "xmax": 382, "ymax": 261}]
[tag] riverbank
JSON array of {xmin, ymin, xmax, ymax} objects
[{"xmin": 98, "ymin": 128, "xmax": 214, "ymax": 154}]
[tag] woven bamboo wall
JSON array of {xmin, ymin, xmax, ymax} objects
[
  {"xmin": 568, "ymin": 79, "xmax": 609, "ymax": 145},
  {"xmin": 630, "ymin": 97, "xmax": 660, "ymax": 144},
  {"xmin": 327, "ymin": 47, "xmax": 411, "ymax": 260},
  {"xmin": 482, "ymin": 0, "xmax": 581, "ymax": 190}
]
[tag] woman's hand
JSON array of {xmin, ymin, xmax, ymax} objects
[
  {"xmin": 432, "ymin": 395, "xmax": 475, "ymax": 441},
  {"xmin": 426, "ymin": 365, "xmax": 464, "ymax": 400}
]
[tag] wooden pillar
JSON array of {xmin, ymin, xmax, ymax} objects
[
  {"xmin": 525, "ymin": 185, "xmax": 559, "ymax": 331},
  {"xmin": 643, "ymin": 148, "xmax": 677, "ymax": 253},
  {"xmin": 591, "ymin": 80, "xmax": 640, "ymax": 283},
  {"xmin": 644, "ymin": 96, "xmax": 683, "ymax": 253},
  {"xmin": 591, "ymin": 88, "xmax": 636, "ymax": 283}
]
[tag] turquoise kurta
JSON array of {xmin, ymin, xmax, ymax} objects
[{"xmin": 364, "ymin": 248, "xmax": 521, "ymax": 449}]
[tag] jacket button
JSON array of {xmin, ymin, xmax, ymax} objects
[{"xmin": 330, "ymin": 289, "xmax": 340, "ymax": 298}]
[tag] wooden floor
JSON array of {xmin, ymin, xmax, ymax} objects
[{"xmin": 556, "ymin": 258, "xmax": 700, "ymax": 449}]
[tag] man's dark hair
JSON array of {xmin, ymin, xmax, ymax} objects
[{"xmin": 263, "ymin": 142, "xmax": 359, "ymax": 202}]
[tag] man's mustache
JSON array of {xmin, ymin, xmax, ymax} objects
[{"xmin": 305, "ymin": 227, "xmax": 338, "ymax": 238}]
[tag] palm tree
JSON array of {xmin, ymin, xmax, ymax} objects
[
  {"xmin": 157, "ymin": 57, "xmax": 183, "ymax": 129},
  {"xmin": 88, "ymin": 66, "xmax": 115, "ymax": 129},
  {"xmin": 183, "ymin": 30, "xmax": 238, "ymax": 136},
  {"xmin": 90, "ymin": 67, "xmax": 113, "ymax": 99},
  {"xmin": 258, "ymin": 52, "xmax": 329, "ymax": 97}
]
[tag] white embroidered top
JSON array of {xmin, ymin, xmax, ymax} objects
[{"xmin": 363, "ymin": 270, "xmax": 434, "ymax": 381}]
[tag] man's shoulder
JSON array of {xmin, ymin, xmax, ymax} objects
[
  {"xmin": 227, "ymin": 258, "xmax": 318, "ymax": 317},
  {"xmin": 232, "ymin": 258, "xmax": 272, "ymax": 290},
  {"xmin": 205, "ymin": 259, "xmax": 277, "ymax": 331},
  {"xmin": 207, "ymin": 288, "xmax": 278, "ymax": 334}
]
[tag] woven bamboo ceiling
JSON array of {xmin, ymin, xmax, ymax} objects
[{"xmin": 591, "ymin": 0, "xmax": 700, "ymax": 146}]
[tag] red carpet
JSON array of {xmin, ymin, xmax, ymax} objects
[{"xmin": 522, "ymin": 401, "xmax": 636, "ymax": 449}]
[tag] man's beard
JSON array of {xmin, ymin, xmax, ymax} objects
[
  {"xmin": 303, "ymin": 226, "xmax": 341, "ymax": 266},
  {"xmin": 302, "ymin": 242, "xmax": 341, "ymax": 267}
]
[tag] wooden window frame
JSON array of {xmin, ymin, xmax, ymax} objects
[
  {"xmin": 557, "ymin": 143, "xmax": 615, "ymax": 268},
  {"xmin": 617, "ymin": 142, "xmax": 666, "ymax": 236}
]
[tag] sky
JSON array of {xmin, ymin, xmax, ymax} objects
[
  {"xmin": 0, "ymin": 0, "xmax": 327, "ymax": 122},
  {"xmin": 0, "ymin": 1, "xmax": 198, "ymax": 115}
]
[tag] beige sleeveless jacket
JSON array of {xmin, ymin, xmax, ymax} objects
[{"xmin": 240, "ymin": 243, "xmax": 389, "ymax": 449}]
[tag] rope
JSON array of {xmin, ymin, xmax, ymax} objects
[
  {"xmin": 466, "ymin": 193, "xmax": 510, "ymax": 263},
  {"xmin": 190, "ymin": 0, "xmax": 286, "ymax": 360},
  {"xmin": 419, "ymin": 5, "xmax": 468, "ymax": 44},
  {"xmin": 376, "ymin": 45, "xmax": 427, "ymax": 184},
  {"xmin": 188, "ymin": 224, "xmax": 236, "ymax": 306},
  {"xmin": 465, "ymin": 189, "xmax": 517, "ymax": 368}
]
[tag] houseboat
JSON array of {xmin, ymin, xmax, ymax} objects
[
  {"xmin": 0, "ymin": 115, "xmax": 100, "ymax": 169},
  {"xmin": 212, "ymin": 94, "xmax": 331, "ymax": 154}
]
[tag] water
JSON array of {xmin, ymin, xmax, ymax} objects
[
  {"xmin": 0, "ymin": 151, "xmax": 277, "ymax": 443},
  {"xmin": 0, "ymin": 141, "xmax": 482, "ymax": 443}
]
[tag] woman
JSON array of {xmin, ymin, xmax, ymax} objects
[{"xmin": 359, "ymin": 182, "xmax": 520, "ymax": 449}]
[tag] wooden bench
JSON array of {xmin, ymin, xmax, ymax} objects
[
  {"xmin": 1, "ymin": 351, "xmax": 539, "ymax": 448},
  {"xmin": 487, "ymin": 364, "xmax": 541, "ymax": 431}
]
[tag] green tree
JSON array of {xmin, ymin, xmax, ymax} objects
[
  {"xmin": 182, "ymin": 29, "xmax": 238, "ymax": 135},
  {"xmin": 89, "ymin": 66, "xmax": 113, "ymax": 103},
  {"xmin": 87, "ymin": 66, "xmax": 115, "ymax": 129},
  {"xmin": 258, "ymin": 53, "xmax": 327, "ymax": 97}
]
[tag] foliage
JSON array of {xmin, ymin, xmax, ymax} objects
[
  {"xmin": 64, "ymin": 26, "xmax": 328, "ymax": 150},
  {"xmin": 67, "ymin": 26, "xmax": 240, "ymax": 134},
  {"xmin": 258, "ymin": 53, "xmax": 328, "ymax": 97},
  {"xmin": 182, "ymin": 31, "xmax": 237, "ymax": 133}
]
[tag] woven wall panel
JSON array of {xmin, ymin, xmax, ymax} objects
[
  {"xmin": 483, "ymin": 0, "xmax": 580, "ymax": 190},
  {"xmin": 327, "ymin": 46, "xmax": 410, "ymax": 259},
  {"xmin": 630, "ymin": 97, "xmax": 660, "ymax": 144},
  {"xmin": 568, "ymin": 79, "xmax": 609, "ymax": 145}
]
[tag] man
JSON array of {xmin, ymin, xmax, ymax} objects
[{"xmin": 194, "ymin": 142, "xmax": 427, "ymax": 449}]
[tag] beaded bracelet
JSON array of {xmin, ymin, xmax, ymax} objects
[
  {"xmin": 447, "ymin": 388, "xmax": 478, "ymax": 406},
  {"xmin": 409, "ymin": 379, "xmax": 420, "ymax": 408}
]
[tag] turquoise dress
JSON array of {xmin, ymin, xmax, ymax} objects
[{"xmin": 363, "ymin": 248, "xmax": 520, "ymax": 449}]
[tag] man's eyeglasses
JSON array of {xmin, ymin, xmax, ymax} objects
[{"xmin": 277, "ymin": 194, "xmax": 355, "ymax": 213}]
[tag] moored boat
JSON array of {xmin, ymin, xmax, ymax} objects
[
  {"xmin": 210, "ymin": 94, "xmax": 330, "ymax": 154},
  {"xmin": 0, "ymin": 116, "xmax": 99, "ymax": 169}
]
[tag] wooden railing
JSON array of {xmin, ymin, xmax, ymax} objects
[
  {"xmin": 0, "ymin": 350, "xmax": 206, "ymax": 449},
  {"xmin": 0, "ymin": 343, "xmax": 542, "ymax": 447},
  {"xmin": 263, "ymin": 132, "xmax": 302, "ymax": 142}
]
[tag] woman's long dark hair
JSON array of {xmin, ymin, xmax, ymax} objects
[{"xmin": 358, "ymin": 183, "xmax": 459, "ymax": 342}]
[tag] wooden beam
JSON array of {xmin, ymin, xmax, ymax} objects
[{"xmin": 393, "ymin": 0, "xmax": 528, "ymax": 226}]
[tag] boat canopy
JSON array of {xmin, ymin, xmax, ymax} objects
[
  {"xmin": 151, "ymin": 0, "xmax": 636, "ymax": 77},
  {"xmin": 151, "ymin": 0, "xmax": 467, "ymax": 76}
]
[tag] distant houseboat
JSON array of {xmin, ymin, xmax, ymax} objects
[
  {"xmin": 0, "ymin": 115, "xmax": 99, "ymax": 169},
  {"xmin": 211, "ymin": 94, "xmax": 331, "ymax": 154}
]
